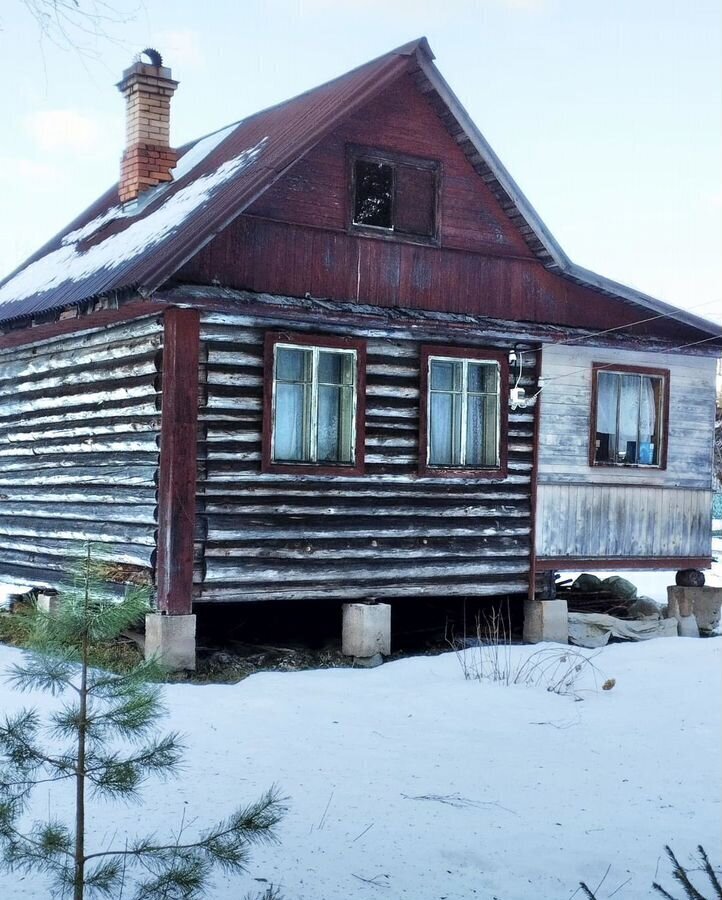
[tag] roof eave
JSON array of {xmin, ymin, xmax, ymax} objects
[{"xmin": 416, "ymin": 55, "xmax": 721, "ymax": 343}]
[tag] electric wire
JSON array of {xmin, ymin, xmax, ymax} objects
[{"xmin": 507, "ymin": 295, "xmax": 722, "ymax": 402}]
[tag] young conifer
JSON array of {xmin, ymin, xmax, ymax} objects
[{"xmin": 0, "ymin": 551, "xmax": 284, "ymax": 899}]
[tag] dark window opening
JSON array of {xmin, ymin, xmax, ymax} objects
[
  {"xmin": 353, "ymin": 160, "xmax": 393, "ymax": 229},
  {"xmin": 352, "ymin": 152, "xmax": 438, "ymax": 239}
]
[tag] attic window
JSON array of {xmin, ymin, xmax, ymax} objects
[{"xmin": 351, "ymin": 149, "xmax": 438, "ymax": 240}]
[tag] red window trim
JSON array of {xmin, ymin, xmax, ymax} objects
[
  {"xmin": 589, "ymin": 362, "xmax": 670, "ymax": 471},
  {"xmin": 418, "ymin": 344, "xmax": 509, "ymax": 479},
  {"xmin": 262, "ymin": 331, "xmax": 366, "ymax": 476}
]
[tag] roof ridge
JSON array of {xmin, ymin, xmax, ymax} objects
[{"xmin": 175, "ymin": 36, "xmax": 433, "ymax": 156}]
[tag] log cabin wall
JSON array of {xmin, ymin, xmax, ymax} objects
[
  {"xmin": 194, "ymin": 309, "xmax": 538, "ymax": 603},
  {"xmin": 0, "ymin": 315, "xmax": 164, "ymax": 590},
  {"xmin": 536, "ymin": 344, "xmax": 717, "ymax": 562}
]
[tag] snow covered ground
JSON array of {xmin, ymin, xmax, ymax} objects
[{"xmin": 1, "ymin": 637, "xmax": 720, "ymax": 900}]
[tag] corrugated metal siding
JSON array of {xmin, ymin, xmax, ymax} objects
[
  {"xmin": 0, "ymin": 316, "xmax": 163, "ymax": 588},
  {"xmin": 536, "ymin": 343, "xmax": 716, "ymax": 560},
  {"xmin": 195, "ymin": 310, "xmax": 538, "ymax": 602}
]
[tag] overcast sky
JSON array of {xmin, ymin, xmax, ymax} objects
[{"xmin": 1, "ymin": 0, "xmax": 720, "ymax": 325}]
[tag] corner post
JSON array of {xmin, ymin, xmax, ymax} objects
[{"xmin": 149, "ymin": 307, "xmax": 200, "ymax": 669}]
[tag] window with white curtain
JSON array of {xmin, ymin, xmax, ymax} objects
[
  {"xmin": 593, "ymin": 367, "xmax": 667, "ymax": 466},
  {"xmin": 272, "ymin": 343, "xmax": 357, "ymax": 465},
  {"xmin": 426, "ymin": 355, "xmax": 501, "ymax": 468}
]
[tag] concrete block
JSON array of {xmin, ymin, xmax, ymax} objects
[
  {"xmin": 352, "ymin": 652, "xmax": 384, "ymax": 669},
  {"xmin": 342, "ymin": 602, "xmax": 391, "ymax": 659},
  {"xmin": 145, "ymin": 613, "xmax": 196, "ymax": 671},
  {"xmin": 666, "ymin": 586, "xmax": 722, "ymax": 636},
  {"xmin": 677, "ymin": 615, "xmax": 700, "ymax": 638},
  {"xmin": 36, "ymin": 592, "xmax": 61, "ymax": 615},
  {"xmin": 523, "ymin": 599, "xmax": 569, "ymax": 644},
  {"xmin": 693, "ymin": 591, "xmax": 722, "ymax": 635}
]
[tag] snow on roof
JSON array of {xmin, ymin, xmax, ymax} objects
[
  {"xmin": 0, "ymin": 137, "xmax": 267, "ymax": 310},
  {"xmin": 172, "ymin": 123, "xmax": 241, "ymax": 183}
]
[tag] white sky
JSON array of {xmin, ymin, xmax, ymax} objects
[{"xmin": 1, "ymin": 0, "xmax": 720, "ymax": 325}]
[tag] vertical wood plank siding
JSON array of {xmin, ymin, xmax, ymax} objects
[
  {"xmin": 178, "ymin": 73, "xmax": 703, "ymax": 344},
  {"xmin": 0, "ymin": 316, "xmax": 164, "ymax": 588},
  {"xmin": 536, "ymin": 484, "xmax": 713, "ymax": 559},
  {"xmin": 536, "ymin": 344, "xmax": 716, "ymax": 561},
  {"xmin": 196, "ymin": 311, "xmax": 538, "ymax": 602}
]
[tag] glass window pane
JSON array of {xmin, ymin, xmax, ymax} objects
[
  {"xmin": 638, "ymin": 376, "xmax": 660, "ymax": 465},
  {"xmin": 276, "ymin": 347, "xmax": 310, "ymax": 383},
  {"xmin": 274, "ymin": 382, "xmax": 309, "ymax": 461},
  {"xmin": 318, "ymin": 384, "xmax": 354, "ymax": 463},
  {"xmin": 595, "ymin": 372, "xmax": 619, "ymax": 463},
  {"xmin": 429, "ymin": 392, "xmax": 462, "ymax": 466},
  {"xmin": 595, "ymin": 370, "xmax": 664, "ymax": 466},
  {"xmin": 467, "ymin": 362, "xmax": 497, "ymax": 394},
  {"xmin": 618, "ymin": 374, "xmax": 641, "ymax": 462},
  {"xmin": 430, "ymin": 359, "xmax": 461, "ymax": 391},
  {"xmin": 318, "ymin": 351, "xmax": 354, "ymax": 385},
  {"xmin": 354, "ymin": 160, "xmax": 393, "ymax": 228},
  {"xmin": 466, "ymin": 394, "xmax": 498, "ymax": 466}
]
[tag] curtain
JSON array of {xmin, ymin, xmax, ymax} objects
[
  {"xmin": 596, "ymin": 372, "xmax": 617, "ymax": 434},
  {"xmin": 597, "ymin": 373, "xmax": 656, "ymax": 440}
]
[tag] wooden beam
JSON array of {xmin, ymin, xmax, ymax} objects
[
  {"xmin": 535, "ymin": 557, "xmax": 712, "ymax": 572},
  {"xmin": 156, "ymin": 307, "xmax": 200, "ymax": 615},
  {"xmin": 0, "ymin": 299, "xmax": 164, "ymax": 351}
]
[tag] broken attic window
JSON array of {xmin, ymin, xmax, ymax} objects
[
  {"xmin": 353, "ymin": 160, "xmax": 393, "ymax": 229},
  {"xmin": 352, "ymin": 153, "xmax": 438, "ymax": 238}
]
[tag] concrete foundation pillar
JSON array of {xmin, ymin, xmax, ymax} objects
[
  {"xmin": 342, "ymin": 602, "xmax": 391, "ymax": 667},
  {"xmin": 667, "ymin": 586, "xmax": 722, "ymax": 636},
  {"xmin": 523, "ymin": 598, "xmax": 568, "ymax": 644},
  {"xmin": 36, "ymin": 591, "xmax": 61, "ymax": 615},
  {"xmin": 145, "ymin": 613, "xmax": 196, "ymax": 671}
]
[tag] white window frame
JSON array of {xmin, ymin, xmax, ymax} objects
[
  {"xmin": 426, "ymin": 354, "xmax": 501, "ymax": 468},
  {"xmin": 271, "ymin": 342, "xmax": 358, "ymax": 465}
]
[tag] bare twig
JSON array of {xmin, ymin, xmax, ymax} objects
[{"xmin": 352, "ymin": 872, "xmax": 390, "ymax": 888}]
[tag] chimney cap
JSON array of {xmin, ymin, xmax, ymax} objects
[
  {"xmin": 117, "ymin": 50, "xmax": 177, "ymax": 92},
  {"xmin": 139, "ymin": 47, "xmax": 163, "ymax": 66}
]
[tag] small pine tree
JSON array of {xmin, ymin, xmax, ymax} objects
[
  {"xmin": 0, "ymin": 553, "xmax": 285, "ymax": 899},
  {"xmin": 653, "ymin": 845, "xmax": 722, "ymax": 900}
]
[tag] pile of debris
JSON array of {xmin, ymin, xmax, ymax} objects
[{"xmin": 558, "ymin": 573, "xmax": 721, "ymax": 648}]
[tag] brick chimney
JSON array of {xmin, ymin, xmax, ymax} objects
[{"xmin": 117, "ymin": 49, "xmax": 179, "ymax": 204}]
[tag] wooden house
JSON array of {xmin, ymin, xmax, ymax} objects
[{"xmin": 0, "ymin": 41, "xmax": 719, "ymax": 664}]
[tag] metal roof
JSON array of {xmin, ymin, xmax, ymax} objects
[{"xmin": 0, "ymin": 36, "xmax": 719, "ymax": 342}]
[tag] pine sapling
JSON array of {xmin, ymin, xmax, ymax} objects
[
  {"xmin": 0, "ymin": 552, "xmax": 285, "ymax": 899},
  {"xmin": 653, "ymin": 845, "xmax": 722, "ymax": 900}
]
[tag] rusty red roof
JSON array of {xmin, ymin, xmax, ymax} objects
[
  {"xmin": 0, "ymin": 36, "xmax": 719, "ymax": 341},
  {"xmin": 0, "ymin": 39, "xmax": 427, "ymax": 323}
]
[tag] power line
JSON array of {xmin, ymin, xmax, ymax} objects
[{"xmin": 512, "ymin": 296, "xmax": 722, "ymax": 398}]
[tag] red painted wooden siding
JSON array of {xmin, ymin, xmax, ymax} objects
[
  {"xmin": 247, "ymin": 75, "xmax": 534, "ymax": 258},
  {"xmin": 177, "ymin": 74, "xmax": 690, "ymax": 341}
]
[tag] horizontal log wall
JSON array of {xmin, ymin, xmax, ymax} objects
[
  {"xmin": 196, "ymin": 310, "xmax": 538, "ymax": 603},
  {"xmin": 0, "ymin": 315, "xmax": 164, "ymax": 589}
]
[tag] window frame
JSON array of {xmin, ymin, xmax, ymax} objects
[
  {"xmin": 419, "ymin": 345, "xmax": 509, "ymax": 478},
  {"xmin": 262, "ymin": 331, "xmax": 366, "ymax": 475},
  {"xmin": 348, "ymin": 145, "xmax": 441, "ymax": 245},
  {"xmin": 588, "ymin": 362, "xmax": 670, "ymax": 470}
]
